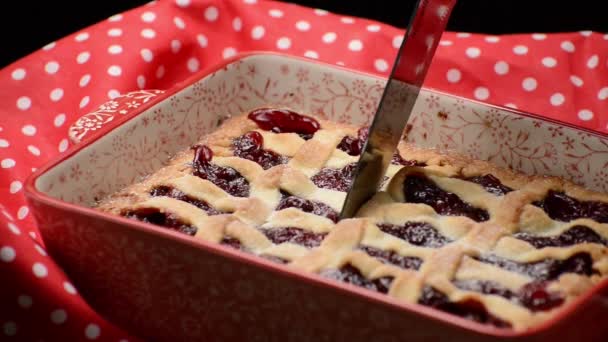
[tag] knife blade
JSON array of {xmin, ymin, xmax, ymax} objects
[{"xmin": 340, "ymin": 0, "xmax": 457, "ymax": 218}]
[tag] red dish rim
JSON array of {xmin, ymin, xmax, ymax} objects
[{"xmin": 25, "ymin": 51, "xmax": 608, "ymax": 338}]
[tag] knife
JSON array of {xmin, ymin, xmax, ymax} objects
[{"xmin": 340, "ymin": 0, "xmax": 457, "ymax": 218}]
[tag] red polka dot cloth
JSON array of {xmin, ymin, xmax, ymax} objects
[{"xmin": 1, "ymin": 0, "xmax": 607, "ymax": 340}]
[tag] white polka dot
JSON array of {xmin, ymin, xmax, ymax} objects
[
  {"xmin": 61, "ymin": 282, "xmax": 77, "ymax": 295},
  {"xmin": 141, "ymin": 11, "xmax": 156, "ymax": 22},
  {"xmin": 322, "ymin": 32, "xmax": 337, "ymax": 44},
  {"xmin": 504, "ymin": 103, "xmax": 518, "ymax": 109},
  {"xmin": 140, "ymin": 49, "xmax": 154, "ymax": 62},
  {"xmin": 0, "ymin": 246, "xmax": 16, "ymax": 262},
  {"xmin": 22, "ymin": 125, "xmax": 36, "ymax": 136},
  {"xmin": 303, "ymin": 50, "xmax": 319, "ymax": 59},
  {"xmin": 374, "ymin": 59, "xmax": 389, "ymax": 72},
  {"xmin": 85, "ymin": 324, "xmax": 101, "ymax": 339},
  {"xmin": 107, "ymin": 28, "xmax": 122, "ymax": 37},
  {"xmin": 605, "ymin": 34, "xmax": 608, "ymax": 40},
  {"xmin": 223, "ymin": 47, "xmax": 237, "ymax": 59},
  {"xmin": 541, "ymin": 57, "xmax": 557, "ymax": 68},
  {"xmin": 80, "ymin": 96, "xmax": 90, "ymax": 109},
  {"xmin": 174, "ymin": 16, "xmax": 186, "ymax": 29},
  {"xmin": 598, "ymin": 87, "xmax": 608, "ymax": 100},
  {"xmin": 392, "ymin": 35, "xmax": 403, "ymax": 48},
  {"xmin": 522, "ymin": 77, "xmax": 537, "ymax": 91},
  {"xmin": 276, "ymin": 37, "xmax": 291, "ymax": 50},
  {"xmin": 366, "ymin": 24, "xmax": 380, "ymax": 32},
  {"xmin": 16, "ymin": 96, "xmax": 31, "ymax": 111},
  {"xmin": 11, "ymin": 68, "xmax": 26, "ymax": 80},
  {"xmin": 75, "ymin": 32, "xmax": 90, "ymax": 42},
  {"xmin": 7, "ymin": 223, "xmax": 20, "ymax": 235},
  {"xmin": 108, "ymin": 90, "xmax": 120, "ymax": 99},
  {"xmin": 32, "ymin": 262, "xmax": 48, "ymax": 278},
  {"xmin": 141, "ymin": 28, "xmax": 156, "ymax": 39},
  {"xmin": 156, "ymin": 65, "xmax": 165, "ymax": 79},
  {"xmin": 10, "ymin": 181, "xmax": 22, "ymax": 194},
  {"xmin": 424, "ymin": 35, "xmax": 435, "ymax": 49},
  {"xmin": 79, "ymin": 74, "xmax": 91, "ymax": 87},
  {"xmin": 513, "ymin": 45, "xmax": 528, "ymax": 55},
  {"xmin": 465, "ymin": 47, "xmax": 481, "ymax": 58},
  {"xmin": 348, "ymin": 39, "xmax": 363, "ymax": 51},
  {"xmin": 532, "ymin": 33, "xmax": 547, "ymax": 40},
  {"xmin": 484, "ymin": 36, "xmax": 500, "ymax": 43},
  {"xmin": 296, "ymin": 20, "xmax": 310, "ymax": 31},
  {"xmin": 456, "ymin": 32, "xmax": 471, "ymax": 38},
  {"xmin": 0, "ymin": 139, "xmax": 8, "ymax": 148},
  {"xmin": 50, "ymin": 88, "xmax": 64, "ymax": 101},
  {"xmin": 205, "ymin": 6, "xmax": 219, "ymax": 21},
  {"xmin": 108, "ymin": 45, "xmax": 122, "ymax": 54},
  {"xmin": 1, "ymin": 159, "xmax": 15, "ymax": 168},
  {"xmin": 436, "ymin": 5, "xmax": 449, "ymax": 19},
  {"xmin": 243, "ymin": 0, "xmax": 257, "ymax": 3},
  {"xmin": 28, "ymin": 145, "xmax": 40, "ymax": 156},
  {"xmin": 268, "ymin": 9, "xmax": 283, "ymax": 18},
  {"xmin": 474, "ymin": 87, "xmax": 490, "ymax": 100},
  {"xmin": 314, "ymin": 8, "xmax": 328, "ymax": 16},
  {"xmin": 17, "ymin": 295, "xmax": 32, "ymax": 308},
  {"xmin": 108, "ymin": 65, "xmax": 122, "ymax": 77},
  {"xmin": 51, "ymin": 309, "xmax": 67, "ymax": 324},
  {"xmin": 3, "ymin": 322, "xmax": 17, "ymax": 336},
  {"xmin": 45, "ymin": 61, "xmax": 60, "ymax": 74},
  {"xmin": 28, "ymin": 231, "xmax": 36, "ymax": 239},
  {"xmin": 137, "ymin": 75, "xmax": 146, "ymax": 89},
  {"xmin": 232, "ymin": 17, "xmax": 242, "ymax": 31},
  {"xmin": 578, "ymin": 109, "xmax": 594, "ymax": 121},
  {"xmin": 35, "ymin": 244, "xmax": 46, "ymax": 256},
  {"xmin": 580, "ymin": 30, "xmax": 592, "ymax": 37},
  {"xmin": 587, "ymin": 54, "xmax": 599, "ymax": 69},
  {"xmin": 446, "ymin": 68, "xmax": 461, "ymax": 83},
  {"xmin": 108, "ymin": 14, "xmax": 123, "ymax": 22},
  {"xmin": 439, "ymin": 40, "xmax": 453, "ymax": 46},
  {"xmin": 17, "ymin": 206, "xmax": 28, "ymax": 220},
  {"xmin": 494, "ymin": 61, "xmax": 509, "ymax": 75},
  {"xmin": 76, "ymin": 52, "xmax": 90, "ymax": 64},
  {"xmin": 187, "ymin": 58, "xmax": 200, "ymax": 72},
  {"xmin": 42, "ymin": 42, "xmax": 56, "ymax": 50},
  {"xmin": 171, "ymin": 39, "xmax": 182, "ymax": 53},
  {"xmin": 561, "ymin": 41, "xmax": 575, "ymax": 52},
  {"xmin": 251, "ymin": 26, "xmax": 265, "ymax": 40},
  {"xmin": 568, "ymin": 76, "xmax": 582, "ymax": 87},
  {"xmin": 175, "ymin": 0, "xmax": 190, "ymax": 7},
  {"xmin": 550, "ymin": 93, "xmax": 565, "ymax": 106},
  {"xmin": 340, "ymin": 17, "xmax": 355, "ymax": 24}
]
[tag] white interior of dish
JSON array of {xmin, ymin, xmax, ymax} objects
[{"xmin": 35, "ymin": 53, "xmax": 608, "ymax": 206}]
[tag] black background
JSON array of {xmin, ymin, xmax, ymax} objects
[{"xmin": 2, "ymin": 0, "xmax": 607, "ymax": 68}]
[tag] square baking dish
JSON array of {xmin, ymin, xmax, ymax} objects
[{"xmin": 25, "ymin": 52, "xmax": 608, "ymax": 341}]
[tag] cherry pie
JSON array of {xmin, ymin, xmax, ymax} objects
[{"xmin": 96, "ymin": 108, "xmax": 608, "ymax": 331}]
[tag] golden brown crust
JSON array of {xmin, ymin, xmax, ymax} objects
[{"xmin": 95, "ymin": 108, "xmax": 608, "ymax": 331}]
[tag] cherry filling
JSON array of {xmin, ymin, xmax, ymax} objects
[
  {"xmin": 453, "ymin": 279, "xmax": 564, "ymax": 312},
  {"xmin": 514, "ymin": 225, "xmax": 607, "ymax": 249},
  {"xmin": 337, "ymin": 127, "xmax": 369, "ymax": 156},
  {"xmin": 220, "ymin": 236, "xmax": 246, "ymax": 251},
  {"xmin": 311, "ymin": 163, "xmax": 357, "ymax": 192},
  {"xmin": 391, "ymin": 154, "xmax": 427, "ymax": 167},
  {"xmin": 277, "ymin": 192, "xmax": 339, "ymax": 223},
  {"xmin": 150, "ymin": 186, "xmax": 222, "ymax": 216},
  {"xmin": 465, "ymin": 174, "xmax": 513, "ymax": 196},
  {"xmin": 124, "ymin": 208, "xmax": 197, "ymax": 236},
  {"xmin": 403, "ymin": 175, "xmax": 489, "ymax": 222},
  {"xmin": 320, "ymin": 264, "xmax": 394, "ymax": 294},
  {"xmin": 518, "ymin": 281, "xmax": 564, "ymax": 312},
  {"xmin": 475, "ymin": 252, "xmax": 596, "ymax": 281},
  {"xmin": 533, "ymin": 190, "xmax": 608, "ymax": 223},
  {"xmin": 232, "ymin": 131, "xmax": 289, "ymax": 170},
  {"xmin": 262, "ymin": 227, "xmax": 327, "ymax": 248},
  {"xmin": 192, "ymin": 145, "xmax": 250, "ymax": 197},
  {"xmin": 417, "ymin": 286, "xmax": 511, "ymax": 328},
  {"xmin": 359, "ymin": 245, "xmax": 423, "ymax": 270},
  {"xmin": 248, "ymin": 108, "xmax": 320, "ymax": 140},
  {"xmin": 377, "ymin": 222, "xmax": 451, "ymax": 248}
]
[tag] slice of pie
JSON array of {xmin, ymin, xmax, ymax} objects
[{"xmin": 96, "ymin": 108, "xmax": 608, "ymax": 331}]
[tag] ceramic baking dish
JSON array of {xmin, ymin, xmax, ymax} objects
[{"xmin": 25, "ymin": 52, "xmax": 608, "ymax": 341}]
